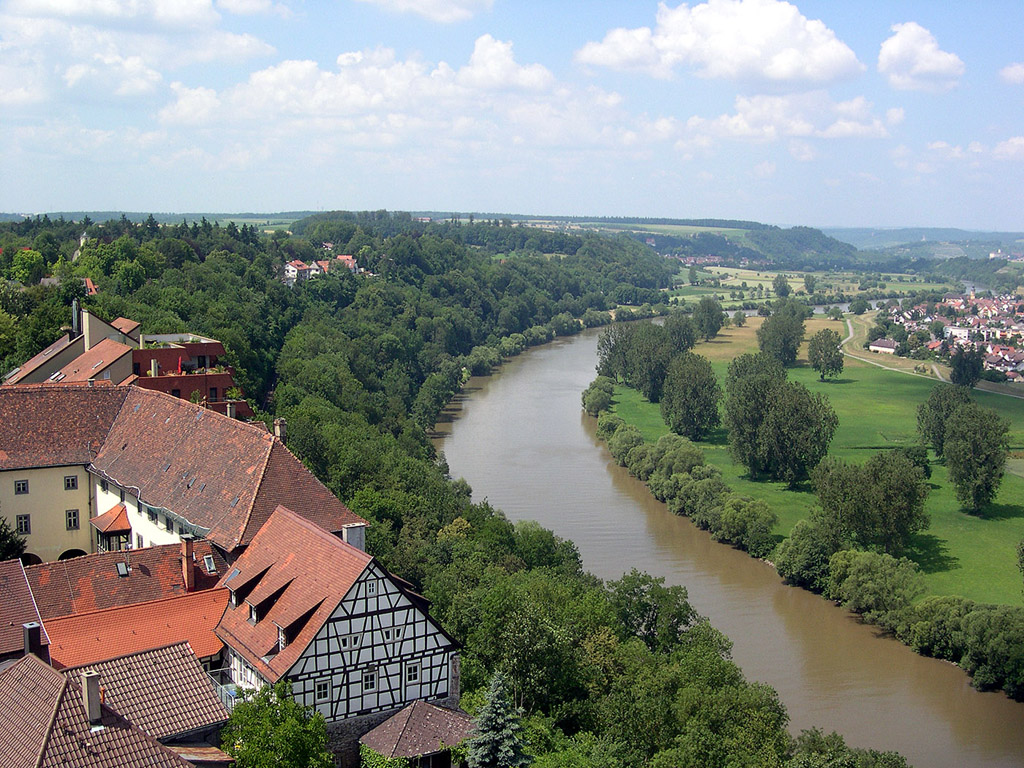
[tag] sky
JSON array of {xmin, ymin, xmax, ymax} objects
[{"xmin": 2, "ymin": 0, "xmax": 1024, "ymax": 230}]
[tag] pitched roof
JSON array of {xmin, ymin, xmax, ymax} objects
[
  {"xmin": 52, "ymin": 337, "xmax": 133, "ymax": 383},
  {"xmin": 90, "ymin": 503, "xmax": 131, "ymax": 534},
  {"xmin": 3, "ymin": 333, "xmax": 77, "ymax": 385},
  {"xmin": 215, "ymin": 506, "xmax": 372, "ymax": 682},
  {"xmin": 62, "ymin": 642, "xmax": 229, "ymax": 741},
  {"xmin": 111, "ymin": 317, "xmax": 141, "ymax": 335},
  {"xmin": 46, "ymin": 588, "xmax": 228, "ymax": 668},
  {"xmin": 360, "ymin": 701, "xmax": 474, "ymax": 758},
  {"xmin": 91, "ymin": 387, "xmax": 363, "ymax": 551},
  {"xmin": 27, "ymin": 542, "xmax": 227, "ymax": 620},
  {"xmin": 0, "ymin": 653, "xmax": 191, "ymax": 768},
  {"xmin": 0, "ymin": 385, "xmax": 129, "ymax": 470},
  {"xmin": 0, "ymin": 559, "xmax": 48, "ymax": 656}
]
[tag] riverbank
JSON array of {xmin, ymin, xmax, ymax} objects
[{"xmin": 433, "ymin": 327, "xmax": 1024, "ymax": 768}]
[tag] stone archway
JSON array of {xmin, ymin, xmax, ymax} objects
[
  {"xmin": 58, "ymin": 549, "xmax": 87, "ymax": 561},
  {"xmin": 20, "ymin": 552, "xmax": 42, "ymax": 566}
]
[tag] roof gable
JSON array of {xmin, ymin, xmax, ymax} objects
[
  {"xmin": 215, "ymin": 506, "xmax": 372, "ymax": 682},
  {"xmin": 360, "ymin": 701, "xmax": 474, "ymax": 758}
]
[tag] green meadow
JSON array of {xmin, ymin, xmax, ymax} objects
[{"xmin": 609, "ymin": 316, "xmax": 1024, "ymax": 606}]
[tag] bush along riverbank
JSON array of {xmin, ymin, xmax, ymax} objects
[{"xmin": 585, "ymin": 379, "xmax": 1024, "ymax": 701}]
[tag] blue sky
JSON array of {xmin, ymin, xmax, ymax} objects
[{"xmin": 2, "ymin": 0, "xmax": 1023, "ymax": 229}]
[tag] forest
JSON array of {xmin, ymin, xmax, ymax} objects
[{"xmin": 0, "ymin": 212, "xmax": 910, "ymax": 766}]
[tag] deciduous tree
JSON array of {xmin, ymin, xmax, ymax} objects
[
  {"xmin": 221, "ymin": 681, "xmax": 333, "ymax": 768},
  {"xmin": 950, "ymin": 347, "xmax": 984, "ymax": 388},
  {"xmin": 944, "ymin": 403, "xmax": 1010, "ymax": 513},
  {"xmin": 773, "ymin": 274, "xmax": 791, "ymax": 297},
  {"xmin": 807, "ymin": 328, "xmax": 844, "ymax": 381},
  {"xmin": 723, "ymin": 353, "xmax": 787, "ymax": 476},
  {"xmin": 917, "ymin": 384, "xmax": 972, "ymax": 457},
  {"xmin": 757, "ymin": 380, "xmax": 838, "ymax": 486},
  {"xmin": 659, "ymin": 352, "xmax": 721, "ymax": 440},
  {"xmin": 693, "ymin": 296, "xmax": 724, "ymax": 341},
  {"xmin": 756, "ymin": 299, "xmax": 807, "ymax": 367}
]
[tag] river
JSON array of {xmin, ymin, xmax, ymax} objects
[{"xmin": 432, "ymin": 327, "xmax": 1024, "ymax": 768}]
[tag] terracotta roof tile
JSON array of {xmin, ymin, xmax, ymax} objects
[
  {"xmin": 51, "ymin": 337, "xmax": 134, "ymax": 384},
  {"xmin": 0, "ymin": 653, "xmax": 191, "ymax": 768},
  {"xmin": 360, "ymin": 701, "xmax": 474, "ymax": 758},
  {"xmin": 0, "ymin": 559, "xmax": 48, "ymax": 657},
  {"xmin": 111, "ymin": 317, "xmax": 141, "ymax": 335},
  {"xmin": 46, "ymin": 588, "xmax": 229, "ymax": 668},
  {"xmin": 91, "ymin": 388, "xmax": 364, "ymax": 551},
  {"xmin": 89, "ymin": 503, "xmax": 131, "ymax": 534},
  {"xmin": 0, "ymin": 385, "xmax": 129, "ymax": 470},
  {"xmin": 215, "ymin": 506, "xmax": 371, "ymax": 682},
  {"xmin": 27, "ymin": 542, "xmax": 227, "ymax": 620},
  {"xmin": 62, "ymin": 642, "xmax": 229, "ymax": 740}
]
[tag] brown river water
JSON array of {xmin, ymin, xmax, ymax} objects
[{"xmin": 432, "ymin": 327, "xmax": 1024, "ymax": 767}]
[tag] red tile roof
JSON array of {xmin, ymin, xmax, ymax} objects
[
  {"xmin": 62, "ymin": 642, "xmax": 229, "ymax": 740},
  {"xmin": 216, "ymin": 506, "xmax": 371, "ymax": 682},
  {"xmin": 0, "ymin": 653, "xmax": 191, "ymax": 768},
  {"xmin": 90, "ymin": 503, "xmax": 131, "ymax": 534},
  {"xmin": 0, "ymin": 385, "xmax": 129, "ymax": 470},
  {"xmin": 46, "ymin": 588, "xmax": 229, "ymax": 668},
  {"xmin": 91, "ymin": 387, "xmax": 363, "ymax": 551},
  {"xmin": 0, "ymin": 559, "xmax": 48, "ymax": 657},
  {"xmin": 360, "ymin": 701, "xmax": 474, "ymax": 758},
  {"xmin": 26, "ymin": 542, "xmax": 226, "ymax": 619},
  {"xmin": 52, "ymin": 337, "xmax": 133, "ymax": 383},
  {"xmin": 111, "ymin": 317, "xmax": 141, "ymax": 335}
]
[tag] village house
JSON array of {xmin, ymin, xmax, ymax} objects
[
  {"xmin": 868, "ymin": 338, "xmax": 898, "ymax": 355},
  {"xmin": 0, "ymin": 384, "xmax": 367, "ymax": 564}
]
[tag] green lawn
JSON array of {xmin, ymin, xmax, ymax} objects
[{"xmin": 609, "ymin": 324, "xmax": 1024, "ymax": 606}]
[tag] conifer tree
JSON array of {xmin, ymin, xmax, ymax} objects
[{"xmin": 468, "ymin": 673, "xmax": 530, "ymax": 768}]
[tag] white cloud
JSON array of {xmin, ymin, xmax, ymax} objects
[
  {"xmin": 576, "ymin": 0, "xmax": 863, "ymax": 84},
  {"xmin": 788, "ymin": 139, "xmax": 815, "ymax": 161},
  {"xmin": 688, "ymin": 91, "xmax": 887, "ymax": 142},
  {"xmin": 6, "ymin": 0, "xmax": 221, "ymax": 30},
  {"xmin": 999, "ymin": 62, "xmax": 1024, "ymax": 85},
  {"xmin": 64, "ymin": 52, "xmax": 162, "ymax": 96},
  {"xmin": 878, "ymin": 22, "xmax": 964, "ymax": 92},
  {"xmin": 457, "ymin": 35, "xmax": 554, "ymax": 91},
  {"xmin": 993, "ymin": 136, "xmax": 1024, "ymax": 160},
  {"xmin": 158, "ymin": 82, "xmax": 221, "ymax": 124},
  {"xmin": 352, "ymin": 0, "xmax": 492, "ymax": 23},
  {"xmin": 217, "ymin": 0, "xmax": 290, "ymax": 17},
  {"xmin": 886, "ymin": 107, "xmax": 905, "ymax": 125}
]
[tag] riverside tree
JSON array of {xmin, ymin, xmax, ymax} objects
[
  {"xmin": 756, "ymin": 299, "xmax": 807, "ymax": 367},
  {"xmin": 659, "ymin": 352, "xmax": 722, "ymax": 440},
  {"xmin": 944, "ymin": 403, "xmax": 1010, "ymax": 513},
  {"xmin": 723, "ymin": 353, "xmax": 787, "ymax": 476},
  {"xmin": 917, "ymin": 383, "xmax": 973, "ymax": 457},
  {"xmin": 757, "ymin": 380, "xmax": 838, "ymax": 486},
  {"xmin": 807, "ymin": 328, "xmax": 844, "ymax": 381},
  {"xmin": 693, "ymin": 296, "xmax": 724, "ymax": 341}
]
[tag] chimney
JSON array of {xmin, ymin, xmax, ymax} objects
[
  {"xmin": 71, "ymin": 298, "xmax": 81, "ymax": 339},
  {"xmin": 82, "ymin": 671, "xmax": 102, "ymax": 725},
  {"xmin": 22, "ymin": 622, "xmax": 49, "ymax": 663},
  {"xmin": 86, "ymin": 378, "xmax": 94, "ymax": 388},
  {"xmin": 225, "ymin": 402, "xmax": 236, "ymax": 420},
  {"xmin": 273, "ymin": 418, "xmax": 287, "ymax": 443},
  {"xmin": 181, "ymin": 535, "xmax": 195, "ymax": 593},
  {"xmin": 150, "ymin": 358, "xmax": 159, "ymax": 377}
]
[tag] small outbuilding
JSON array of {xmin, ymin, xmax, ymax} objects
[{"xmin": 359, "ymin": 700, "xmax": 474, "ymax": 768}]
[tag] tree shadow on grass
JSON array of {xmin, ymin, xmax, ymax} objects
[
  {"xmin": 702, "ymin": 427, "xmax": 730, "ymax": 447},
  {"xmin": 906, "ymin": 533, "xmax": 960, "ymax": 575},
  {"xmin": 969, "ymin": 502, "xmax": 1024, "ymax": 521},
  {"xmin": 824, "ymin": 378, "xmax": 856, "ymax": 385}
]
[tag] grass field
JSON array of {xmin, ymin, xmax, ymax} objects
[{"xmin": 609, "ymin": 315, "xmax": 1024, "ymax": 606}]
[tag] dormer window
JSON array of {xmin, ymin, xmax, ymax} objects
[
  {"xmin": 229, "ymin": 590, "xmax": 238, "ymax": 608},
  {"xmin": 278, "ymin": 626, "xmax": 287, "ymax": 651},
  {"xmin": 249, "ymin": 603, "xmax": 258, "ymax": 623}
]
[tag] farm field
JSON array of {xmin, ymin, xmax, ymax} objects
[{"xmin": 609, "ymin": 314, "xmax": 1024, "ymax": 606}]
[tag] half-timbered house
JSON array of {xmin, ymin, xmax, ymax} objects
[{"xmin": 215, "ymin": 505, "xmax": 460, "ymax": 763}]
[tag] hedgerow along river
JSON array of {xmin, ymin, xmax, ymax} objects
[{"xmin": 432, "ymin": 326, "xmax": 1024, "ymax": 768}]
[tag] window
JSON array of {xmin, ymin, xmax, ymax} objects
[
  {"xmin": 16, "ymin": 514, "xmax": 30, "ymax": 535},
  {"xmin": 119, "ymin": 488, "xmax": 125, "ymax": 502},
  {"xmin": 383, "ymin": 629, "xmax": 391, "ymax": 641},
  {"xmin": 147, "ymin": 509, "xmax": 157, "ymax": 523},
  {"xmin": 65, "ymin": 509, "xmax": 79, "ymax": 531},
  {"xmin": 100, "ymin": 479, "xmax": 109, "ymax": 493},
  {"xmin": 278, "ymin": 626, "xmax": 287, "ymax": 651},
  {"xmin": 394, "ymin": 628, "xmax": 402, "ymax": 640},
  {"xmin": 366, "ymin": 580, "xmax": 377, "ymax": 595},
  {"xmin": 136, "ymin": 533, "xmax": 144, "ymax": 549},
  {"xmin": 64, "ymin": 475, "xmax": 78, "ymax": 491},
  {"xmin": 340, "ymin": 634, "xmax": 361, "ymax": 649},
  {"xmin": 164, "ymin": 515, "xmax": 173, "ymax": 531},
  {"xmin": 362, "ymin": 668, "xmax": 376, "ymax": 692},
  {"xmin": 203, "ymin": 554, "xmax": 216, "ymax": 573},
  {"xmin": 210, "ymin": 387, "xmax": 218, "ymax": 402},
  {"xmin": 249, "ymin": 604, "xmax": 258, "ymax": 623},
  {"xmin": 406, "ymin": 662, "xmax": 420, "ymax": 684},
  {"xmin": 315, "ymin": 680, "xmax": 330, "ymax": 703},
  {"xmin": 14, "ymin": 480, "xmax": 28, "ymax": 495}
]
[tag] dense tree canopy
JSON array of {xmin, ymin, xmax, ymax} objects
[
  {"xmin": 807, "ymin": 328, "xmax": 844, "ymax": 381},
  {"xmin": 693, "ymin": 296, "xmax": 724, "ymax": 341},
  {"xmin": 944, "ymin": 403, "xmax": 1010, "ymax": 513},
  {"xmin": 756, "ymin": 299, "xmax": 808, "ymax": 367},
  {"xmin": 917, "ymin": 384, "xmax": 973, "ymax": 457},
  {"xmin": 659, "ymin": 352, "xmax": 722, "ymax": 440}
]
